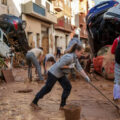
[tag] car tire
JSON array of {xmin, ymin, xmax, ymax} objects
[{"xmin": 102, "ymin": 68, "xmax": 108, "ymax": 79}]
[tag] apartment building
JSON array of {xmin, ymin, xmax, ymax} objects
[
  {"xmin": 79, "ymin": 0, "xmax": 88, "ymax": 41},
  {"xmin": 52, "ymin": 0, "xmax": 72, "ymax": 54},
  {"xmin": 0, "ymin": 0, "xmax": 57, "ymax": 54},
  {"xmin": 22, "ymin": 0, "xmax": 57, "ymax": 54}
]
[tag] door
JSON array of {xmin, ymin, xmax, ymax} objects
[
  {"xmin": 55, "ymin": 36, "xmax": 58, "ymax": 53},
  {"xmin": 27, "ymin": 32, "xmax": 34, "ymax": 48},
  {"xmin": 66, "ymin": 35, "xmax": 68, "ymax": 48},
  {"xmin": 37, "ymin": 33, "xmax": 40, "ymax": 47},
  {"xmin": 42, "ymin": 36, "xmax": 49, "ymax": 55}
]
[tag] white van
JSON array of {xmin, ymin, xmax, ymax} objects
[{"xmin": 0, "ymin": 28, "xmax": 10, "ymax": 58}]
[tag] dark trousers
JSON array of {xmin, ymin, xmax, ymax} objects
[{"xmin": 33, "ymin": 72, "xmax": 72, "ymax": 107}]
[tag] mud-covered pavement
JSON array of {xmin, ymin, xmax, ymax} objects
[{"xmin": 0, "ymin": 68, "xmax": 120, "ymax": 120}]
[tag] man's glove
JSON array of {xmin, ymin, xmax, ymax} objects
[{"xmin": 85, "ymin": 76, "xmax": 91, "ymax": 82}]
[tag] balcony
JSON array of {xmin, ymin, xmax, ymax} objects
[
  {"xmin": 53, "ymin": 1, "xmax": 63, "ymax": 12},
  {"xmin": 54, "ymin": 17, "xmax": 72, "ymax": 33},
  {"xmin": 22, "ymin": 1, "xmax": 57, "ymax": 24}
]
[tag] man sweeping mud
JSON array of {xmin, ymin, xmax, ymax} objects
[{"xmin": 31, "ymin": 44, "xmax": 91, "ymax": 110}]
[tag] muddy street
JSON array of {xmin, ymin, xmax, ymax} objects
[{"xmin": 0, "ymin": 68, "xmax": 120, "ymax": 120}]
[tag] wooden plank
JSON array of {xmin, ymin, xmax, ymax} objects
[{"xmin": 2, "ymin": 69, "xmax": 14, "ymax": 83}]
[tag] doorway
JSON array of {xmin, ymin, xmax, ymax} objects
[
  {"xmin": 41, "ymin": 25, "xmax": 49, "ymax": 55},
  {"xmin": 55, "ymin": 36, "xmax": 58, "ymax": 53},
  {"xmin": 27, "ymin": 32, "xmax": 33, "ymax": 48},
  {"xmin": 36, "ymin": 33, "xmax": 40, "ymax": 47}
]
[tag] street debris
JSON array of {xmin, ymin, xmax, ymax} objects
[
  {"xmin": 2, "ymin": 69, "xmax": 14, "ymax": 83},
  {"xmin": 15, "ymin": 89, "xmax": 33, "ymax": 93},
  {"xmin": 0, "ymin": 68, "xmax": 120, "ymax": 120}
]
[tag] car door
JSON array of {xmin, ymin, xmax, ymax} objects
[{"xmin": 93, "ymin": 46, "xmax": 109, "ymax": 73}]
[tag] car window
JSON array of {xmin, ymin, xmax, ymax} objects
[
  {"xmin": 3, "ymin": 35, "xmax": 8, "ymax": 45},
  {"xmin": 97, "ymin": 46, "xmax": 109, "ymax": 56},
  {"xmin": 0, "ymin": 23, "xmax": 9, "ymax": 31}
]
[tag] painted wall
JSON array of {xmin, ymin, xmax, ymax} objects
[
  {"xmin": 7, "ymin": 0, "xmax": 25, "ymax": 17},
  {"xmin": 22, "ymin": 14, "xmax": 42, "ymax": 48},
  {"xmin": 54, "ymin": 30, "xmax": 71, "ymax": 53},
  {"xmin": 0, "ymin": 4, "xmax": 8, "ymax": 14}
]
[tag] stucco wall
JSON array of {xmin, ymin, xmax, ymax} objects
[
  {"xmin": 7, "ymin": 0, "xmax": 24, "ymax": 17},
  {"xmin": 22, "ymin": 14, "xmax": 42, "ymax": 48},
  {"xmin": 54, "ymin": 30, "xmax": 71, "ymax": 53},
  {"xmin": 0, "ymin": 4, "xmax": 8, "ymax": 14}
]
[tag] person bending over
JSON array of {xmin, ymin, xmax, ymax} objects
[{"xmin": 26, "ymin": 47, "xmax": 44, "ymax": 81}]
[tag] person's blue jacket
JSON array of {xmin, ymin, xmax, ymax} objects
[{"xmin": 65, "ymin": 37, "xmax": 82, "ymax": 52}]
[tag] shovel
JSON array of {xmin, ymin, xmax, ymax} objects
[{"xmin": 88, "ymin": 81, "xmax": 120, "ymax": 113}]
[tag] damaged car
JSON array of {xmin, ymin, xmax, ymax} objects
[
  {"xmin": 86, "ymin": 0, "xmax": 119, "ymax": 56},
  {"xmin": 0, "ymin": 14, "xmax": 29, "ymax": 53},
  {"xmin": 86, "ymin": 1, "xmax": 120, "ymax": 79}
]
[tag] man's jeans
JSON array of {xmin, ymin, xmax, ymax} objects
[
  {"xmin": 26, "ymin": 52, "xmax": 43, "ymax": 81},
  {"xmin": 33, "ymin": 72, "xmax": 72, "ymax": 107}
]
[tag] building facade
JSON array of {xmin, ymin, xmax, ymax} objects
[
  {"xmin": 79, "ymin": 0, "xmax": 88, "ymax": 40},
  {"xmin": 52, "ymin": 0, "xmax": 72, "ymax": 54},
  {"xmin": 22, "ymin": 0, "xmax": 57, "ymax": 54}
]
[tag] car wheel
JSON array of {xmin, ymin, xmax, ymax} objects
[{"xmin": 102, "ymin": 68, "xmax": 108, "ymax": 79}]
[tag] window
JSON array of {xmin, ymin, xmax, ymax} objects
[
  {"xmin": 1, "ymin": 0, "xmax": 7, "ymax": 5},
  {"xmin": 67, "ymin": 0, "xmax": 71, "ymax": 7},
  {"xmin": 3, "ymin": 35, "xmax": 9, "ymax": 45},
  {"xmin": 64, "ymin": 0, "xmax": 67, "ymax": 5}
]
